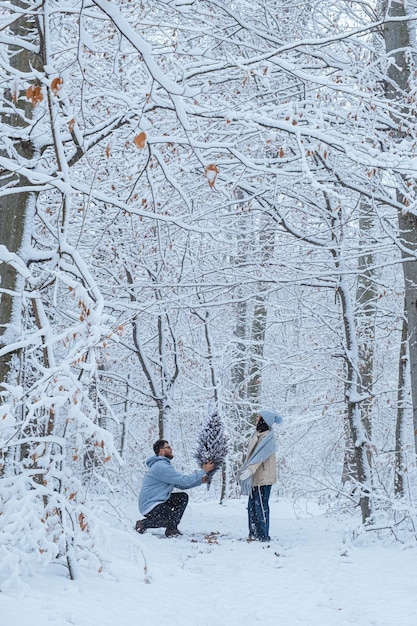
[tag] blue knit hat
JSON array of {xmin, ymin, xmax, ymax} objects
[{"xmin": 259, "ymin": 409, "xmax": 283, "ymax": 427}]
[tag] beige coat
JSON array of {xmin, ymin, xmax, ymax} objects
[{"xmin": 244, "ymin": 430, "xmax": 277, "ymax": 487}]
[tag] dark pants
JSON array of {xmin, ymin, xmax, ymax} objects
[
  {"xmin": 143, "ymin": 492, "xmax": 188, "ymax": 530},
  {"xmin": 248, "ymin": 485, "xmax": 272, "ymax": 541}
]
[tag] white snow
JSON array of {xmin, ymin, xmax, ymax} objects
[{"xmin": 3, "ymin": 496, "xmax": 417, "ymax": 626}]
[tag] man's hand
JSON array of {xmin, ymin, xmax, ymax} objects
[{"xmin": 202, "ymin": 460, "xmax": 215, "ymax": 473}]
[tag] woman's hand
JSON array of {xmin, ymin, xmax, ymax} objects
[{"xmin": 239, "ymin": 469, "xmax": 251, "ymax": 481}]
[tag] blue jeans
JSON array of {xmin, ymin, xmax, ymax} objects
[{"xmin": 248, "ymin": 485, "xmax": 271, "ymax": 541}]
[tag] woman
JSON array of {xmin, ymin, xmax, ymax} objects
[{"xmin": 238, "ymin": 409, "xmax": 283, "ymax": 542}]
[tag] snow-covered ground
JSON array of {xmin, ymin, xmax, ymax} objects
[{"xmin": 3, "ymin": 496, "xmax": 417, "ymax": 626}]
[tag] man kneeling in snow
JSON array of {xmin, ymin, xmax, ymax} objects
[{"xmin": 136, "ymin": 439, "xmax": 214, "ymax": 537}]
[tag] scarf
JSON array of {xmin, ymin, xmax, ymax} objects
[{"xmin": 239, "ymin": 430, "xmax": 276, "ymax": 495}]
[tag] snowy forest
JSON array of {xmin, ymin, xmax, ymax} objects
[{"xmin": 2, "ymin": 0, "xmax": 417, "ymax": 586}]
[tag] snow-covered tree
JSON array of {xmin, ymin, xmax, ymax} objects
[{"xmin": 194, "ymin": 410, "xmax": 229, "ymax": 489}]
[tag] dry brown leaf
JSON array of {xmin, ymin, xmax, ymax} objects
[
  {"xmin": 51, "ymin": 77, "xmax": 63, "ymax": 96},
  {"xmin": 134, "ymin": 131, "xmax": 147, "ymax": 149},
  {"xmin": 26, "ymin": 84, "xmax": 43, "ymax": 106},
  {"xmin": 204, "ymin": 163, "xmax": 218, "ymax": 188},
  {"xmin": 78, "ymin": 512, "xmax": 88, "ymax": 531}
]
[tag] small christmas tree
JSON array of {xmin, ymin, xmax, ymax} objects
[{"xmin": 194, "ymin": 410, "xmax": 229, "ymax": 489}]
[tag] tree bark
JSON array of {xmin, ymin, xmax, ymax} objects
[
  {"xmin": 398, "ymin": 211, "xmax": 417, "ymax": 456},
  {"xmin": 382, "ymin": 0, "xmax": 417, "ymax": 456},
  {"xmin": 355, "ymin": 206, "xmax": 377, "ymax": 463},
  {"xmin": 0, "ymin": 1, "xmax": 41, "ymax": 390},
  {"xmin": 394, "ymin": 307, "xmax": 408, "ymax": 497},
  {"xmin": 338, "ymin": 275, "xmax": 373, "ymax": 523}
]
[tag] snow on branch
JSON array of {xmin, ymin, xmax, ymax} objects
[{"xmin": 91, "ymin": 0, "xmax": 198, "ymax": 99}]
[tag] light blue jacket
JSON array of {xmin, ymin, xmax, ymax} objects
[{"xmin": 138, "ymin": 455, "xmax": 205, "ymax": 515}]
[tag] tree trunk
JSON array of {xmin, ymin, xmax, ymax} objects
[
  {"xmin": 125, "ymin": 266, "xmax": 179, "ymax": 439},
  {"xmin": 338, "ymin": 275, "xmax": 373, "ymax": 523},
  {"xmin": 341, "ymin": 206, "xmax": 377, "ymax": 487},
  {"xmin": 247, "ymin": 225, "xmax": 275, "ymax": 406},
  {"xmin": 398, "ymin": 211, "xmax": 417, "ymax": 456},
  {"xmin": 394, "ymin": 307, "xmax": 408, "ymax": 497},
  {"xmin": 355, "ymin": 206, "xmax": 377, "ymax": 463},
  {"xmin": 0, "ymin": 1, "xmax": 41, "ymax": 391},
  {"xmin": 382, "ymin": 0, "xmax": 417, "ymax": 457}
]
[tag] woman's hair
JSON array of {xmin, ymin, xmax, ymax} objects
[{"xmin": 256, "ymin": 417, "xmax": 270, "ymax": 432}]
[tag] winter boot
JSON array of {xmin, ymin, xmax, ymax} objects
[
  {"xmin": 135, "ymin": 519, "xmax": 147, "ymax": 534},
  {"xmin": 165, "ymin": 528, "xmax": 182, "ymax": 538}
]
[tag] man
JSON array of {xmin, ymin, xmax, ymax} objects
[{"xmin": 136, "ymin": 439, "xmax": 214, "ymax": 537}]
